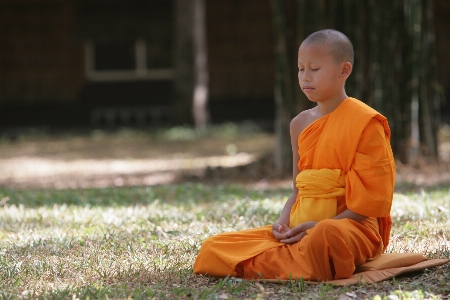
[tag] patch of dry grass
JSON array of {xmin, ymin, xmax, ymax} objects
[
  {"xmin": 0, "ymin": 184, "xmax": 449, "ymax": 299},
  {"xmin": 0, "ymin": 125, "xmax": 274, "ymax": 189}
]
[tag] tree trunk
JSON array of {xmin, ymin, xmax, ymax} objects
[
  {"xmin": 420, "ymin": 0, "xmax": 439, "ymax": 158},
  {"xmin": 192, "ymin": 0, "xmax": 210, "ymax": 127},
  {"xmin": 174, "ymin": 0, "xmax": 209, "ymax": 127},
  {"xmin": 272, "ymin": 0, "xmax": 295, "ymax": 176},
  {"xmin": 407, "ymin": 0, "xmax": 422, "ymax": 164}
]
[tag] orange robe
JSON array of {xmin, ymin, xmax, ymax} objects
[{"xmin": 194, "ymin": 98, "xmax": 395, "ymax": 281}]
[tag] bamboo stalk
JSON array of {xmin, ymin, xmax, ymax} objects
[
  {"xmin": 390, "ymin": 0, "xmax": 405, "ymax": 159},
  {"xmin": 272, "ymin": 0, "xmax": 295, "ymax": 175},
  {"xmin": 295, "ymin": 0, "xmax": 310, "ymax": 112},
  {"xmin": 273, "ymin": 0, "xmax": 441, "ymax": 166},
  {"xmin": 408, "ymin": 0, "xmax": 422, "ymax": 163},
  {"xmin": 426, "ymin": 0, "xmax": 441, "ymax": 158}
]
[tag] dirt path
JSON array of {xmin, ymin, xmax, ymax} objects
[
  {"xmin": 1, "ymin": 127, "xmax": 450, "ymax": 191},
  {"xmin": 0, "ymin": 128, "xmax": 275, "ymax": 189}
]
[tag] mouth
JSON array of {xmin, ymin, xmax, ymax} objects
[{"xmin": 302, "ymin": 87, "xmax": 314, "ymax": 92}]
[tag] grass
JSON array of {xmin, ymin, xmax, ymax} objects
[{"xmin": 0, "ymin": 184, "xmax": 449, "ymax": 299}]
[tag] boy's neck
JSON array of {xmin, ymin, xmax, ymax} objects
[{"xmin": 316, "ymin": 92, "xmax": 348, "ymax": 116}]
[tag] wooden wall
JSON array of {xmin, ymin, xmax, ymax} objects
[
  {"xmin": 434, "ymin": 0, "xmax": 450, "ymax": 112},
  {"xmin": 206, "ymin": 0, "xmax": 275, "ymax": 121},
  {"xmin": 0, "ymin": 0, "xmax": 84, "ymax": 105},
  {"xmin": 0, "ymin": 0, "xmax": 448, "ymax": 128}
]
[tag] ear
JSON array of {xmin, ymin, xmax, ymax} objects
[{"xmin": 340, "ymin": 62, "xmax": 352, "ymax": 79}]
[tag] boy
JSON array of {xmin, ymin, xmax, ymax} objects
[{"xmin": 194, "ymin": 29, "xmax": 395, "ymax": 281}]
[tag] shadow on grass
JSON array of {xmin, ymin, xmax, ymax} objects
[
  {"xmin": 0, "ymin": 183, "xmax": 292, "ymax": 208},
  {"xmin": 1, "ymin": 178, "xmax": 450, "ymax": 209},
  {"xmin": 394, "ymin": 181, "xmax": 450, "ymax": 194}
]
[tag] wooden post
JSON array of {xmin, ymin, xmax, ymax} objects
[
  {"xmin": 192, "ymin": 0, "xmax": 210, "ymax": 127},
  {"xmin": 174, "ymin": 0, "xmax": 209, "ymax": 127}
]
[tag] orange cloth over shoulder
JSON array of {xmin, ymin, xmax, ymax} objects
[
  {"xmin": 298, "ymin": 97, "xmax": 395, "ymax": 249},
  {"xmin": 194, "ymin": 97, "xmax": 396, "ymax": 280}
]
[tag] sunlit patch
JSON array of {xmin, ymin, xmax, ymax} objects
[
  {"xmin": 0, "ymin": 153, "xmax": 256, "ymax": 189},
  {"xmin": 0, "ymin": 128, "xmax": 274, "ymax": 189},
  {"xmin": 0, "ymin": 154, "xmax": 256, "ymax": 179},
  {"xmin": 388, "ymin": 191, "xmax": 450, "ymax": 257}
]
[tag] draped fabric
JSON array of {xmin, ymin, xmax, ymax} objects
[
  {"xmin": 290, "ymin": 169, "xmax": 345, "ymax": 227},
  {"xmin": 194, "ymin": 98, "xmax": 396, "ymax": 280},
  {"xmin": 299, "ymin": 98, "xmax": 395, "ymax": 249}
]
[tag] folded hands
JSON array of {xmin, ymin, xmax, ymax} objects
[{"xmin": 272, "ymin": 220, "xmax": 317, "ymax": 244}]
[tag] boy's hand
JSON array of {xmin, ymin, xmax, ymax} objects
[
  {"xmin": 280, "ymin": 221, "xmax": 317, "ymax": 244},
  {"xmin": 272, "ymin": 220, "xmax": 291, "ymax": 241}
]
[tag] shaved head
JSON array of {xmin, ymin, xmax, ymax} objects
[{"xmin": 302, "ymin": 29, "xmax": 354, "ymax": 65}]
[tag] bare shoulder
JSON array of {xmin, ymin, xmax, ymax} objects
[{"xmin": 290, "ymin": 107, "xmax": 320, "ymax": 137}]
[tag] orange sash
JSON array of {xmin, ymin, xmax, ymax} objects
[{"xmin": 290, "ymin": 169, "xmax": 345, "ymax": 227}]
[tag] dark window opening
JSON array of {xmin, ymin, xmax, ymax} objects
[
  {"xmin": 95, "ymin": 41, "xmax": 135, "ymax": 70},
  {"xmin": 147, "ymin": 39, "xmax": 172, "ymax": 68}
]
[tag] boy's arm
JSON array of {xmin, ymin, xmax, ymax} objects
[
  {"xmin": 272, "ymin": 116, "xmax": 302, "ymax": 240},
  {"xmin": 345, "ymin": 118, "xmax": 395, "ymax": 218},
  {"xmin": 272, "ymin": 194, "xmax": 296, "ymax": 240}
]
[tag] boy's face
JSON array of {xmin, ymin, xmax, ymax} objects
[{"xmin": 297, "ymin": 43, "xmax": 346, "ymax": 103}]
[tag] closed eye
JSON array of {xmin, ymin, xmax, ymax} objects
[{"xmin": 312, "ymin": 68, "xmax": 320, "ymax": 71}]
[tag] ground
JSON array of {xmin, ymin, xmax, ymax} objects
[
  {"xmin": 0, "ymin": 125, "xmax": 275, "ymax": 189},
  {"xmin": 0, "ymin": 124, "xmax": 449, "ymax": 299},
  {"xmin": 1, "ymin": 124, "xmax": 450, "ymax": 190}
]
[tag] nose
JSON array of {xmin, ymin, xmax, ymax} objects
[{"xmin": 299, "ymin": 70, "xmax": 310, "ymax": 82}]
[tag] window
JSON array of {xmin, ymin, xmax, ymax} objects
[
  {"xmin": 95, "ymin": 41, "xmax": 135, "ymax": 70},
  {"xmin": 85, "ymin": 38, "xmax": 174, "ymax": 81}
]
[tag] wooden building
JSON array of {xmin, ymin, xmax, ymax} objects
[{"xmin": 0, "ymin": 0, "xmax": 448, "ymax": 129}]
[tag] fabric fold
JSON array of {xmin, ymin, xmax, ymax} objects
[{"xmin": 290, "ymin": 169, "xmax": 345, "ymax": 227}]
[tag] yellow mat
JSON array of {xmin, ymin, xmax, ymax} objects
[{"xmin": 259, "ymin": 253, "xmax": 449, "ymax": 286}]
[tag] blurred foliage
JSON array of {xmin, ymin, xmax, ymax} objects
[{"xmin": 272, "ymin": 0, "xmax": 441, "ymax": 165}]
